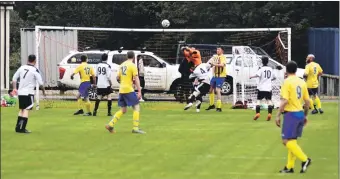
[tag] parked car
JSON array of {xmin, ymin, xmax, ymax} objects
[{"xmin": 57, "ymin": 49, "xmax": 183, "ymax": 99}]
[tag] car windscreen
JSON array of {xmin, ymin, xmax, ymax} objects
[{"xmin": 112, "ymin": 54, "xmax": 127, "ymax": 65}]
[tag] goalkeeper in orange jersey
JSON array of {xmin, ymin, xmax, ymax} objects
[{"xmin": 304, "ymin": 54, "xmax": 324, "ymax": 114}]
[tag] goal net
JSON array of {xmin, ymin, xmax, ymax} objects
[
  {"xmin": 34, "ymin": 26, "xmax": 290, "ymax": 109},
  {"xmin": 232, "ymin": 46, "xmax": 284, "ymax": 109}
]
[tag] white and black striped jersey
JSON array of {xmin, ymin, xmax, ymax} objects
[
  {"xmin": 256, "ymin": 66, "xmax": 276, "ymax": 92},
  {"xmin": 189, "ymin": 63, "xmax": 212, "ymax": 84},
  {"xmin": 96, "ymin": 62, "xmax": 112, "ymax": 88},
  {"xmin": 12, "ymin": 64, "xmax": 44, "ymax": 96}
]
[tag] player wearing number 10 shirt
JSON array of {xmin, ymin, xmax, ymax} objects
[
  {"xmin": 71, "ymin": 55, "xmax": 96, "ymax": 116},
  {"xmin": 105, "ymin": 51, "xmax": 145, "ymax": 134},
  {"xmin": 249, "ymin": 57, "xmax": 276, "ymax": 121}
]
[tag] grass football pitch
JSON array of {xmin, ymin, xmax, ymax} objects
[{"xmin": 1, "ymin": 101, "xmax": 338, "ymax": 179}]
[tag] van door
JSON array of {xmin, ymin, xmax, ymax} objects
[
  {"xmin": 111, "ymin": 54, "xmax": 127, "ymax": 89},
  {"xmin": 138, "ymin": 55, "xmax": 166, "ymax": 90}
]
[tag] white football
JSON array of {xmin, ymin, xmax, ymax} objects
[{"xmin": 161, "ymin": 19, "xmax": 170, "ymax": 28}]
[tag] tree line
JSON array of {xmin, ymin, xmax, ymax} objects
[{"xmin": 10, "ymin": 1, "xmax": 339, "ymax": 71}]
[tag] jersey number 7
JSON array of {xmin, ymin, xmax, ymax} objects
[{"xmin": 84, "ymin": 67, "xmax": 90, "ymax": 75}]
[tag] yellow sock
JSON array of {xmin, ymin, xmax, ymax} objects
[
  {"xmin": 286, "ymin": 149, "xmax": 297, "ymax": 169},
  {"xmin": 132, "ymin": 111, "xmax": 140, "ymax": 131},
  {"xmin": 216, "ymin": 99, "xmax": 222, "ymax": 109},
  {"xmin": 315, "ymin": 96, "xmax": 322, "ymax": 109},
  {"xmin": 209, "ymin": 93, "xmax": 215, "ymax": 106},
  {"xmin": 309, "ymin": 98, "xmax": 314, "ymax": 109},
  {"xmin": 109, "ymin": 110, "xmax": 124, "ymax": 127},
  {"xmin": 286, "ymin": 140, "xmax": 308, "ymax": 162},
  {"xmin": 77, "ymin": 99, "xmax": 83, "ymax": 110},
  {"xmin": 84, "ymin": 101, "xmax": 91, "ymax": 113}
]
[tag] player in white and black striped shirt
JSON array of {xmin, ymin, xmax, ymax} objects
[{"xmin": 12, "ymin": 55, "xmax": 46, "ymax": 133}]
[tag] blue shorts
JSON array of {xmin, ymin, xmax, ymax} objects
[
  {"xmin": 210, "ymin": 77, "xmax": 224, "ymax": 88},
  {"xmin": 282, "ymin": 111, "xmax": 305, "ymax": 139},
  {"xmin": 118, "ymin": 92, "xmax": 139, "ymax": 107},
  {"xmin": 79, "ymin": 82, "xmax": 91, "ymax": 98}
]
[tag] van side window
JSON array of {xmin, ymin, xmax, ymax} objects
[
  {"xmin": 138, "ymin": 55, "xmax": 161, "ymax": 68},
  {"xmin": 67, "ymin": 53, "xmax": 102, "ymax": 64},
  {"xmin": 112, "ymin": 54, "xmax": 127, "ymax": 65}
]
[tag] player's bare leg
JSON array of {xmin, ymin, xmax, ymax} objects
[
  {"xmin": 266, "ymin": 100, "xmax": 274, "ymax": 121},
  {"xmin": 93, "ymin": 95, "xmax": 103, "ymax": 116},
  {"xmin": 131, "ymin": 104, "xmax": 146, "ymax": 134},
  {"xmin": 254, "ymin": 100, "xmax": 261, "ymax": 121},
  {"xmin": 215, "ymin": 88, "xmax": 222, "ymax": 112},
  {"xmin": 74, "ymin": 93, "xmax": 84, "ymax": 115},
  {"xmin": 105, "ymin": 107, "xmax": 127, "ymax": 133},
  {"xmin": 206, "ymin": 87, "xmax": 215, "ymax": 110},
  {"xmin": 15, "ymin": 109, "xmax": 31, "ymax": 133}
]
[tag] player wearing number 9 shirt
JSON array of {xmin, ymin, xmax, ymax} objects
[
  {"xmin": 276, "ymin": 61, "xmax": 311, "ymax": 174},
  {"xmin": 105, "ymin": 51, "xmax": 145, "ymax": 134},
  {"xmin": 304, "ymin": 54, "xmax": 323, "ymax": 114},
  {"xmin": 71, "ymin": 55, "xmax": 96, "ymax": 116}
]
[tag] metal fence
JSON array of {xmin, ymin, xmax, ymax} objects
[
  {"xmin": 20, "ymin": 29, "xmax": 78, "ymax": 87},
  {"xmin": 319, "ymin": 74, "xmax": 339, "ymax": 97}
]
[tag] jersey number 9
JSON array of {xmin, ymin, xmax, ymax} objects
[
  {"xmin": 296, "ymin": 86, "xmax": 302, "ymax": 99},
  {"xmin": 121, "ymin": 66, "xmax": 127, "ymax": 76},
  {"xmin": 98, "ymin": 67, "xmax": 106, "ymax": 75}
]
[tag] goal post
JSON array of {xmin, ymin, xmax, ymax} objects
[{"xmin": 33, "ymin": 25, "xmax": 291, "ymax": 109}]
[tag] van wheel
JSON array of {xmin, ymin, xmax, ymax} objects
[
  {"xmin": 221, "ymin": 79, "xmax": 233, "ymax": 95},
  {"xmin": 88, "ymin": 87, "xmax": 98, "ymax": 100},
  {"xmin": 174, "ymin": 85, "xmax": 182, "ymax": 101}
]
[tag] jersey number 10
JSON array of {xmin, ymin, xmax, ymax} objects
[{"xmin": 264, "ymin": 70, "xmax": 271, "ymax": 79}]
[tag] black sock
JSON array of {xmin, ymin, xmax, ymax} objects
[
  {"xmin": 94, "ymin": 100, "xmax": 100, "ymax": 112},
  {"xmin": 256, "ymin": 105, "xmax": 261, "ymax": 114},
  {"xmin": 268, "ymin": 105, "xmax": 274, "ymax": 114},
  {"xmin": 107, "ymin": 100, "xmax": 112, "ymax": 114},
  {"xmin": 15, "ymin": 116, "xmax": 23, "ymax": 131},
  {"xmin": 189, "ymin": 94, "xmax": 196, "ymax": 103},
  {"xmin": 22, "ymin": 117, "xmax": 28, "ymax": 131},
  {"xmin": 196, "ymin": 96, "xmax": 202, "ymax": 109}
]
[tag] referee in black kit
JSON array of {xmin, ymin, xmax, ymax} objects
[{"xmin": 12, "ymin": 55, "xmax": 46, "ymax": 133}]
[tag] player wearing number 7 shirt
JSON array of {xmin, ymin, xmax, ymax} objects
[
  {"xmin": 71, "ymin": 55, "xmax": 96, "ymax": 116},
  {"xmin": 249, "ymin": 57, "xmax": 276, "ymax": 121}
]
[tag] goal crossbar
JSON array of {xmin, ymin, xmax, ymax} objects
[{"xmin": 35, "ymin": 25, "xmax": 290, "ymax": 33}]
